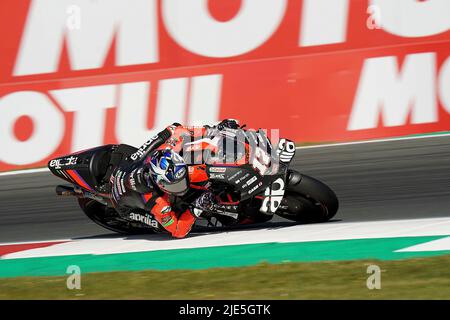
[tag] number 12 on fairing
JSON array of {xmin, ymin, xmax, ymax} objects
[{"xmin": 252, "ymin": 147, "xmax": 271, "ymax": 176}]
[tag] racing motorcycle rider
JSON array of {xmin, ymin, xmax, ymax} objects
[{"xmin": 110, "ymin": 119, "xmax": 240, "ymax": 238}]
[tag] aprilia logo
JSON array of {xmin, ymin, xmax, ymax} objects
[
  {"xmin": 129, "ymin": 212, "xmax": 159, "ymax": 228},
  {"xmin": 130, "ymin": 135, "xmax": 158, "ymax": 161},
  {"xmin": 261, "ymin": 178, "xmax": 285, "ymax": 214}
]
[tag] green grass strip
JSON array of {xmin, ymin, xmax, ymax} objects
[
  {"xmin": 0, "ymin": 236, "xmax": 449, "ymax": 278},
  {"xmin": 1, "ymin": 255, "xmax": 449, "ymax": 299}
]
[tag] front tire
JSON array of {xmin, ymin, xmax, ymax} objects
[
  {"xmin": 276, "ymin": 171, "xmax": 339, "ymax": 223},
  {"xmin": 78, "ymin": 198, "xmax": 154, "ymax": 235}
]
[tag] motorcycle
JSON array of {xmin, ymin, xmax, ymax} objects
[{"xmin": 48, "ymin": 128, "xmax": 338, "ymax": 235}]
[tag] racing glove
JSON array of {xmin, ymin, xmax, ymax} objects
[{"xmin": 191, "ymin": 191, "xmax": 216, "ymax": 217}]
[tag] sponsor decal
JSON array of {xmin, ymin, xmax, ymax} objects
[
  {"xmin": 248, "ymin": 181, "xmax": 263, "ymax": 195},
  {"xmin": 210, "ymin": 173, "xmax": 225, "ymax": 179},
  {"xmin": 240, "ymin": 175, "xmax": 260, "ymax": 189},
  {"xmin": 216, "ymin": 211, "xmax": 239, "ymax": 220},
  {"xmin": 243, "ymin": 176, "xmax": 258, "ymax": 188},
  {"xmin": 49, "ymin": 156, "xmax": 78, "ymax": 169},
  {"xmin": 120, "ymin": 179, "xmax": 126, "ymax": 195},
  {"xmin": 175, "ymin": 167, "xmax": 186, "ymax": 179},
  {"xmin": 228, "ymin": 171, "xmax": 242, "ymax": 181},
  {"xmin": 277, "ymin": 139, "xmax": 296, "ymax": 164},
  {"xmin": 161, "ymin": 215, "xmax": 174, "ymax": 227},
  {"xmin": 129, "ymin": 212, "xmax": 159, "ymax": 228},
  {"xmin": 130, "ymin": 135, "xmax": 158, "ymax": 161},
  {"xmin": 260, "ymin": 178, "xmax": 286, "ymax": 214},
  {"xmin": 128, "ymin": 175, "xmax": 137, "ymax": 191},
  {"xmin": 11, "ymin": 0, "xmax": 449, "ymax": 78},
  {"xmin": 209, "ymin": 167, "xmax": 227, "ymax": 173},
  {"xmin": 113, "ymin": 170, "xmax": 125, "ymax": 196},
  {"xmin": 161, "ymin": 206, "xmax": 172, "ymax": 214},
  {"xmin": 235, "ymin": 173, "xmax": 250, "ymax": 185}
]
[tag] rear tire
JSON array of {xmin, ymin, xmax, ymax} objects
[
  {"xmin": 78, "ymin": 198, "xmax": 154, "ymax": 235},
  {"xmin": 276, "ymin": 171, "xmax": 339, "ymax": 223}
]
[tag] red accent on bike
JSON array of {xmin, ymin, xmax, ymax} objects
[
  {"xmin": 219, "ymin": 200, "xmax": 240, "ymax": 205},
  {"xmin": 238, "ymin": 218, "xmax": 255, "ymax": 225},
  {"xmin": 208, "ymin": 162, "xmax": 241, "ymax": 167},
  {"xmin": 66, "ymin": 170, "xmax": 93, "ymax": 191},
  {"xmin": 142, "ymin": 193, "xmax": 153, "ymax": 203},
  {"xmin": 190, "ymin": 184, "xmax": 209, "ymax": 190}
]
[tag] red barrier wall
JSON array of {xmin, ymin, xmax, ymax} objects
[{"xmin": 0, "ymin": 0, "xmax": 449, "ymax": 171}]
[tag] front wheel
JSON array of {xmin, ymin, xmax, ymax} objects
[
  {"xmin": 276, "ymin": 171, "xmax": 339, "ymax": 223},
  {"xmin": 78, "ymin": 198, "xmax": 155, "ymax": 235}
]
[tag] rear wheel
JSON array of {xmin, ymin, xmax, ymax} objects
[
  {"xmin": 276, "ymin": 171, "xmax": 339, "ymax": 223},
  {"xmin": 78, "ymin": 198, "xmax": 155, "ymax": 235}
]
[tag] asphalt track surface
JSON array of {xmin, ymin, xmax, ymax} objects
[{"xmin": 0, "ymin": 135, "xmax": 449, "ymax": 243}]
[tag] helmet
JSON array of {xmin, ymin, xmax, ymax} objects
[
  {"xmin": 147, "ymin": 149, "xmax": 189, "ymax": 195},
  {"xmin": 217, "ymin": 118, "xmax": 240, "ymax": 130}
]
